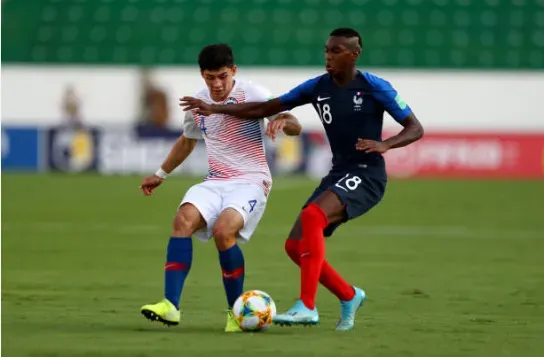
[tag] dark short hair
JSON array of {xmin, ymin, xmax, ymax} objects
[
  {"xmin": 329, "ymin": 28, "xmax": 363, "ymax": 49},
  {"xmin": 198, "ymin": 44, "xmax": 235, "ymax": 71}
]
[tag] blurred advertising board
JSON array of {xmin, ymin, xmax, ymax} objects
[
  {"xmin": 2, "ymin": 125, "xmax": 543, "ymax": 179},
  {"xmin": 98, "ymin": 128, "xmax": 209, "ymax": 176},
  {"xmin": 1, "ymin": 127, "xmax": 42, "ymax": 171},
  {"xmin": 383, "ymin": 132, "xmax": 544, "ymax": 178},
  {"xmin": 46, "ymin": 126, "xmax": 100, "ymax": 172},
  {"xmin": 303, "ymin": 132, "xmax": 544, "ymax": 179}
]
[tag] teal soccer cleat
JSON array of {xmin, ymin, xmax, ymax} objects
[
  {"xmin": 273, "ymin": 299, "xmax": 319, "ymax": 326},
  {"xmin": 335, "ymin": 287, "xmax": 366, "ymax": 331}
]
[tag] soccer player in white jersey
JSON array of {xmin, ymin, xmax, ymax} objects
[{"xmin": 139, "ymin": 44, "xmax": 301, "ymax": 332}]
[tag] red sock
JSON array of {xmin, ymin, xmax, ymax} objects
[
  {"xmin": 320, "ymin": 264, "xmax": 355, "ymax": 301},
  {"xmin": 299, "ymin": 204, "xmax": 328, "ymax": 310},
  {"xmin": 285, "ymin": 239, "xmax": 355, "ymax": 302}
]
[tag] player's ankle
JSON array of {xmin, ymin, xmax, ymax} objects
[
  {"xmin": 165, "ymin": 297, "xmax": 178, "ymax": 309},
  {"xmin": 300, "ymin": 298, "xmax": 316, "ymax": 310}
]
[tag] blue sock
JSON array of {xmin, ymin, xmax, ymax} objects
[
  {"xmin": 164, "ymin": 237, "xmax": 192, "ymax": 309},
  {"xmin": 218, "ymin": 244, "xmax": 245, "ymax": 309}
]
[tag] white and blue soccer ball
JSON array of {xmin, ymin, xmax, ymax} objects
[{"xmin": 232, "ymin": 290, "xmax": 277, "ymax": 332}]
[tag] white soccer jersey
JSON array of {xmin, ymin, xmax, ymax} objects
[{"xmin": 182, "ymin": 80, "xmax": 280, "ymax": 195}]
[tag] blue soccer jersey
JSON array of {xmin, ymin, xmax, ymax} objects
[{"xmin": 279, "ymin": 71, "xmax": 412, "ymax": 179}]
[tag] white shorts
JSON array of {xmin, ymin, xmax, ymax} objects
[{"xmin": 179, "ymin": 180, "xmax": 268, "ymax": 243}]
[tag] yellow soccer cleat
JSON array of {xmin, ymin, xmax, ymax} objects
[
  {"xmin": 225, "ymin": 309, "xmax": 243, "ymax": 332},
  {"xmin": 141, "ymin": 298, "xmax": 180, "ymax": 326}
]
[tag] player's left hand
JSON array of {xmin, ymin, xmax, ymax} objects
[
  {"xmin": 179, "ymin": 97, "xmax": 213, "ymax": 116},
  {"xmin": 355, "ymin": 139, "xmax": 390, "ymax": 153},
  {"xmin": 265, "ymin": 119, "xmax": 287, "ymax": 141}
]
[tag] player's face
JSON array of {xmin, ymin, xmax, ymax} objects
[
  {"xmin": 201, "ymin": 66, "xmax": 237, "ymax": 101},
  {"xmin": 324, "ymin": 37, "xmax": 359, "ymax": 75}
]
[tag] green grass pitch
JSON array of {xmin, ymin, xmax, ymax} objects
[{"xmin": 2, "ymin": 174, "xmax": 543, "ymax": 357}]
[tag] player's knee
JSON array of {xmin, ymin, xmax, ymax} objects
[
  {"xmin": 212, "ymin": 223, "xmax": 237, "ymax": 251},
  {"xmin": 172, "ymin": 205, "xmax": 202, "ymax": 237},
  {"xmin": 285, "ymin": 239, "xmax": 301, "ymax": 265},
  {"xmin": 301, "ymin": 203, "xmax": 327, "ymax": 225}
]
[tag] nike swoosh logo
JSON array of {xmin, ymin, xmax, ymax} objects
[{"xmin": 317, "ymin": 96, "xmax": 330, "ymax": 101}]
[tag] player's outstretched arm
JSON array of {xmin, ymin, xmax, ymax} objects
[
  {"xmin": 140, "ymin": 135, "xmax": 198, "ymax": 196},
  {"xmin": 160, "ymin": 134, "xmax": 198, "ymax": 173},
  {"xmin": 180, "ymin": 97, "xmax": 286, "ymax": 119}
]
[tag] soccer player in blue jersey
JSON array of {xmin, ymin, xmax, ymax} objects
[{"xmin": 180, "ymin": 28, "xmax": 424, "ymax": 331}]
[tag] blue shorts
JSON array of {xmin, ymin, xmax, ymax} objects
[{"xmin": 303, "ymin": 166, "xmax": 386, "ymax": 237}]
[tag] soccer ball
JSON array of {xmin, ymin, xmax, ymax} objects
[{"xmin": 232, "ymin": 290, "xmax": 276, "ymax": 332}]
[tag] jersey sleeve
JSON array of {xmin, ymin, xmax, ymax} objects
[
  {"xmin": 182, "ymin": 111, "xmax": 203, "ymax": 139},
  {"xmin": 278, "ymin": 75, "xmax": 321, "ymax": 110},
  {"xmin": 245, "ymin": 82, "xmax": 284, "ymax": 121},
  {"xmin": 363, "ymin": 72, "xmax": 412, "ymax": 122}
]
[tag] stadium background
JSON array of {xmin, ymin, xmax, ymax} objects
[
  {"xmin": 2, "ymin": 1, "xmax": 544, "ymax": 357},
  {"xmin": 3, "ymin": 0, "xmax": 543, "ymax": 177}
]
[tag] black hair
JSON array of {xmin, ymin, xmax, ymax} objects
[
  {"xmin": 329, "ymin": 28, "xmax": 363, "ymax": 49},
  {"xmin": 198, "ymin": 44, "xmax": 235, "ymax": 71}
]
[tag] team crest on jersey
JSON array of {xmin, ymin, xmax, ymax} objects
[
  {"xmin": 225, "ymin": 97, "xmax": 238, "ymax": 105},
  {"xmin": 353, "ymin": 92, "xmax": 364, "ymax": 111}
]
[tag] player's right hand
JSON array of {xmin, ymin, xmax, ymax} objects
[
  {"xmin": 179, "ymin": 97, "xmax": 213, "ymax": 116},
  {"xmin": 140, "ymin": 175, "xmax": 164, "ymax": 196}
]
